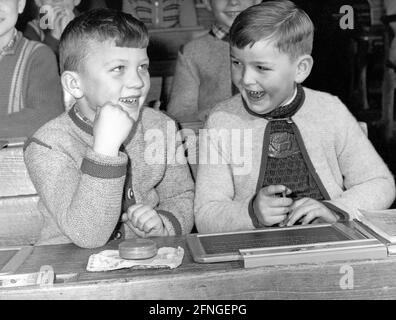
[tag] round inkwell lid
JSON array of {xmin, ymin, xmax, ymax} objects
[{"xmin": 118, "ymin": 239, "xmax": 158, "ymax": 260}]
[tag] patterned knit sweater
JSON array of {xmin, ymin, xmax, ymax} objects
[
  {"xmin": 0, "ymin": 31, "xmax": 63, "ymax": 138},
  {"xmin": 24, "ymin": 106, "xmax": 194, "ymax": 248},
  {"xmin": 194, "ymin": 87, "xmax": 396, "ymax": 233},
  {"xmin": 166, "ymin": 32, "xmax": 233, "ymax": 122}
]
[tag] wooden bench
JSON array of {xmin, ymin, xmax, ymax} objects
[
  {"xmin": 0, "ymin": 138, "xmax": 41, "ymax": 246},
  {"xmin": 0, "ymin": 195, "xmax": 41, "ymax": 246}
]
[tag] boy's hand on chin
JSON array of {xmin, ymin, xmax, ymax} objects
[
  {"xmin": 284, "ymin": 198, "xmax": 339, "ymax": 226},
  {"xmin": 93, "ymin": 102, "xmax": 134, "ymax": 157},
  {"xmin": 122, "ymin": 204, "xmax": 169, "ymax": 238},
  {"xmin": 253, "ymin": 185, "xmax": 293, "ymax": 227}
]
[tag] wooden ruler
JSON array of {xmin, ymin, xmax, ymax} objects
[
  {"xmin": 0, "ymin": 246, "xmax": 34, "ymax": 276},
  {"xmin": 0, "ymin": 265, "xmax": 55, "ymax": 288}
]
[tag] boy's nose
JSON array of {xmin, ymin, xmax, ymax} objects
[
  {"xmin": 125, "ymin": 73, "xmax": 144, "ymax": 89},
  {"xmin": 241, "ymin": 68, "xmax": 256, "ymax": 86},
  {"xmin": 228, "ymin": 0, "xmax": 241, "ymax": 6}
]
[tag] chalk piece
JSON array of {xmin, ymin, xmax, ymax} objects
[{"xmin": 118, "ymin": 239, "xmax": 158, "ymax": 260}]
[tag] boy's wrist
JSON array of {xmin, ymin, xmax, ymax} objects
[{"xmin": 93, "ymin": 142, "xmax": 120, "ymax": 157}]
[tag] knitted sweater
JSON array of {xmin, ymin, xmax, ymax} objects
[
  {"xmin": 24, "ymin": 106, "xmax": 194, "ymax": 248},
  {"xmin": 0, "ymin": 31, "xmax": 63, "ymax": 138},
  {"xmin": 194, "ymin": 87, "xmax": 396, "ymax": 233},
  {"xmin": 24, "ymin": 20, "xmax": 60, "ymax": 56},
  {"xmin": 166, "ymin": 32, "xmax": 233, "ymax": 122}
]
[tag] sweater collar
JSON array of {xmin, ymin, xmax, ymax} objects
[
  {"xmin": 69, "ymin": 105, "xmax": 93, "ymax": 135},
  {"xmin": 242, "ymin": 84, "xmax": 305, "ymax": 120},
  {"xmin": 68, "ymin": 105, "xmax": 140, "ymax": 147}
]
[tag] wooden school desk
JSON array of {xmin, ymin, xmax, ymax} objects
[{"xmin": 0, "ymin": 235, "xmax": 396, "ymax": 300}]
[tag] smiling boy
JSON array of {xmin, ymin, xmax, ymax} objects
[
  {"xmin": 194, "ymin": 1, "xmax": 395, "ymax": 233},
  {"xmin": 24, "ymin": 9, "xmax": 194, "ymax": 248}
]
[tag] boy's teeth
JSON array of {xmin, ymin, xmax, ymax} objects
[
  {"xmin": 248, "ymin": 90, "xmax": 265, "ymax": 98},
  {"xmin": 120, "ymin": 98, "xmax": 137, "ymax": 104},
  {"xmin": 227, "ymin": 11, "xmax": 240, "ymax": 18}
]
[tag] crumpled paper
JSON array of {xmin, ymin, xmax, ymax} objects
[{"xmin": 86, "ymin": 246, "xmax": 184, "ymax": 272}]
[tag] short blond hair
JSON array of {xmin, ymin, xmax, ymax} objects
[
  {"xmin": 229, "ymin": 0, "xmax": 314, "ymax": 60},
  {"xmin": 59, "ymin": 8, "xmax": 149, "ymax": 74}
]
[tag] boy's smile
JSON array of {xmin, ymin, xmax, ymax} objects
[
  {"xmin": 75, "ymin": 41, "xmax": 150, "ymax": 123},
  {"xmin": 230, "ymin": 38, "xmax": 300, "ymax": 115}
]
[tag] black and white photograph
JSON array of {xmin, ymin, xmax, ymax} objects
[{"xmin": 1, "ymin": 0, "xmax": 396, "ymax": 305}]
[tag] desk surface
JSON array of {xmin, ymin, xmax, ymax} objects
[{"xmin": 0, "ymin": 235, "xmax": 395, "ymax": 300}]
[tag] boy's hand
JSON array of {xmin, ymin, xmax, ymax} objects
[
  {"xmin": 47, "ymin": 6, "xmax": 75, "ymax": 40},
  {"xmin": 253, "ymin": 185, "xmax": 293, "ymax": 226},
  {"xmin": 284, "ymin": 198, "xmax": 339, "ymax": 226},
  {"xmin": 122, "ymin": 204, "xmax": 169, "ymax": 238},
  {"xmin": 93, "ymin": 102, "xmax": 134, "ymax": 157}
]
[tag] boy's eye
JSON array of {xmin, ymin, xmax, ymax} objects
[
  {"xmin": 112, "ymin": 66, "xmax": 125, "ymax": 72},
  {"xmin": 139, "ymin": 63, "xmax": 149, "ymax": 72},
  {"xmin": 257, "ymin": 65, "xmax": 271, "ymax": 71},
  {"xmin": 231, "ymin": 60, "xmax": 241, "ymax": 66}
]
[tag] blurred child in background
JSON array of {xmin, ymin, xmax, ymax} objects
[
  {"xmin": 24, "ymin": 0, "xmax": 81, "ymax": 55},
  {"xmin": 166, "ymin": 0, "xmax": 261, "ymax": 123},
  {"xmin": 0, "ymin": 0, "xmax": 63, "ymax": 138}
]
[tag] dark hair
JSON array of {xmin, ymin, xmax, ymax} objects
[
  {"xmin": 59, "ymin": 8, "xmax": 149, "ymax": 73},
  {"xmin": 229, "ymin": 0, "xmax": 314, "ymax": 60}
]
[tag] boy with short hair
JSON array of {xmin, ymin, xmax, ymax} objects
[
  {"xmin": 24, "ymin": 9, "xmax": 194, "ymax": 248},
  {"xmin": 166, "ymin": 0, "xmax": 261, "ymax": 123},
  {"xmin": 194, "ymin": 1, "xmax": 395, "ymax": 233},
  {"xmin": 0, "ymin": 0, "xmax": 63, "ymax": 138}
]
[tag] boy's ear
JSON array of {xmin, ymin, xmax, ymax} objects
[
  {"xmin": 61, "ymin": 71, "xmax": 84, "ymax": 100},
  {"xmin": 294, "ymin": 55, "xmax": 313, "ymax": 84},
  {"xmin": 74, "ymin": 0, "xmax": 82, "ymax": 7},
  {"xmin": 202, "ymin": 0, "xmax": 212, "ymax": 12},
  {"xmin": 18, "ymin": 0, "xmax": 26, "ymax": 14}
]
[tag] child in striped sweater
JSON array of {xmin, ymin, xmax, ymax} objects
[
  {"xmin": 24, "ymin": 9, "xmax": 194, "ymax": 248},
  {"xmin": 0, "ymin": 0, "xmax": 63, "ymax": 138}
]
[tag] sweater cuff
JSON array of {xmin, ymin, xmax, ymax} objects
[
  {"xmin": 81, "ymin": 148, "xmax": 128, "ymax": 179},
  {"xmin": 248, "ymin": 194, "xmax": 262, "ymax": 228},
  {"xmin": 322, "ymin": 201, "xmax": 350, "ymax": 221},
  {"xmin": 158, "ymin": 210, "xmax": 182, "ymax": 236}
]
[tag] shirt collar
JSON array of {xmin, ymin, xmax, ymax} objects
[
  {"xmin": 69, "ymin": 104, "xmax": 94, "ymax": 136},
  {"xmin": 280, "ymin": 86, "xmax": 298, "ymax": 107},
  {"xmin": 210, "ymin": 23, "xmax": 229, "ymax": 42},
  {"xmin": 0, "ymin": 29, "xmax": 20, "ymax": 57}
]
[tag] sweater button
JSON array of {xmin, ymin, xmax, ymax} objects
[{"xmin": 127, "ymin": 188, "xmax": 134, "ymax": 200}]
